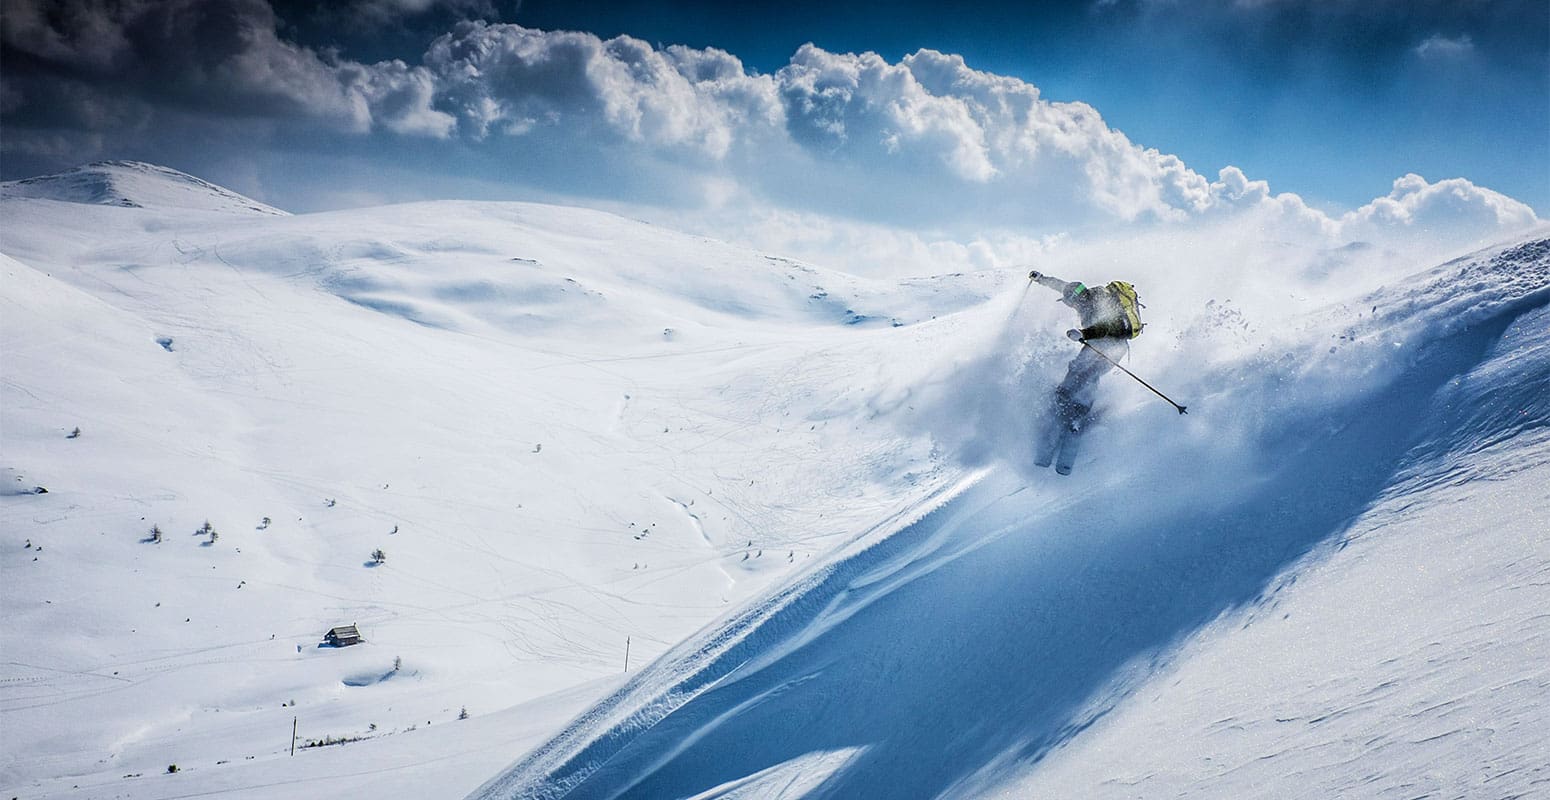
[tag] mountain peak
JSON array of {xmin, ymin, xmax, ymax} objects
[{"xmin": 1, "ymin": 160, "xmax": 288, "ymax": 217}]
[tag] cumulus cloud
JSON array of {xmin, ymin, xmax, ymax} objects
[
  {"xmin": 347, "ymin": 59, "xmax": 457, "ymax": 137},
  {"xmin": 2, "ymin": 2, "xmax": 1538, "ymax": 270},
  {"xmin": 768, "ymin": 45, "xmax": 1228, "ymax": 222},
  {"xmin": 1342, "ymin": 173, "xmax": 1538, "ymax": 240},
  {"xmin": 401, "ymin": 27, "xmax": 1278, "ymax": 226},
  {"xmin": 778, "ymin": 46, "xmax": 998, "ymax": 182},
  {"xmin": 401, "ymin": 25, "xmax": 1256, "ymax": 226},
  {"xmin": 421, "ymin": 22, "xmax": 778, "ymax": 156}
]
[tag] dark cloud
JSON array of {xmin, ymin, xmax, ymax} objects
[
  {"xmin": 0, "ymin": 0, "xmax": 451, "ymax": 146},
  {"xmin": 266, "ymin": 0, "xmax": 513, "ymax": 62}
]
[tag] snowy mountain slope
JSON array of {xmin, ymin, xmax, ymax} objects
[
  {"xmin": 2, "ymin": 166, "xmax": 1010, "ymax": 798},
  {"xmin": 0, "ymin": 161, "xmax": 288, "ymax": 218},
  {"xmin": 3, "ymin": 162, "xmax": 1547, "ymax": 800},
  {"xmin": 467, "ymin": 237, "xmax": 1550, "ymax": 799},
  {"xmin": 1006, "ymin": 311, "xmax": 1550, "ymax": 797}
]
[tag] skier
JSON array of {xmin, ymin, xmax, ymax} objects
[{"xmin": 1026, "ymin": 270, "xmax": 1145, "ymax": 474}]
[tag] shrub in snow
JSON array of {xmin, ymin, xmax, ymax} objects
[
  {"xmin": 303, "ymin": 733, "xmax": 368, "ymax": 748},
  {"xmin": 459, "ymin": 707, "xmax": 469, "ymax": 720},
  {"xmin": 371, "ymin": 548, "xmax": 386, "ymax": 565},
  {"xmin": 166, "ymin": 764, "xmax": 178, "ymax": 774},
  {"xmin": 148, "ymin": 525, "xmax": 162, "ymax": 544},
  {"xmin": 393, "ymin": 656, "xmax": 402, "ymax": 671}
]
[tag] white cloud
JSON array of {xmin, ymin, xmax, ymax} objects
[
  {"xmin": 3, "ymin": 6, "xmax": 1537, "ymax": 273},
  {"xmin": 778, "ymin": 46, "xmax": 998, "ymax": 182},
  {"xmin": 1342, "ymin": 173, "xmax": 1538, "ymax": 242},
  {"xmin": 1414, "ymin": 33, "xmax": 1475, "ymax": 60},
  {"xmin": 412, "ymin": 28, "xmax": 1544, "ymax": 267},
  {"xmin": 423, "ymin": 22, "xmax": 777, "ymax": 156},
  {"xmin": 413, "ymin": 29, "xmax": 1266, "ymax": 225},
  {"xmin": 348, "ymin": 60, "xmax": 457, "ymax": 137}
]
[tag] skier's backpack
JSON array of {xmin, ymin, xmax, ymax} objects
[{"xmin": 1106, "ymin": 281, "xmax": 1145, "ymax": 338}]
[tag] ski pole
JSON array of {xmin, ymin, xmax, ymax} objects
[
  {"xmin": 999, "ymin": 276, "xmax": 1033, "ymax": 329},
  {"xmin": 1080, "ymin": 340, "xmax": 1188, "ymax": 415}
]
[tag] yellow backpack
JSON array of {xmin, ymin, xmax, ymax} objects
[{"xmin": 1106, "ymin": 281, "xmax": 1145, "ymax": 338}]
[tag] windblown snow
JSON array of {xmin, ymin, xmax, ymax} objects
[{"xmin": 2, "ymin": 163, "xmax": 1547, "ymax": 800}]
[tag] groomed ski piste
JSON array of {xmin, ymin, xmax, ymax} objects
[{"xmin": 3, "ymin": 162, "xmax": 1548, "ymax": 799}]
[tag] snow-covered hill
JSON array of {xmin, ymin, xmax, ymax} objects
[
  {"xmin": 0, "ymin": 164, "xmax": 996, "ymax": 798},
  {"xmin": 2, "ymin": 164, "xmax": 1547, "ymax": 800},
  {"xmin": 0, "ymin": 161, "xmax": 288, "ymax": 218}
]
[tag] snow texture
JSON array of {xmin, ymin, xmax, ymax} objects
[{"xmin": 2, "ymin": 164, "xmax": 1547, "ymax": 800}]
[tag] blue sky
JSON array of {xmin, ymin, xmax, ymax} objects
[{"xmin": 2, "ymin": 0, "xmax": 1544, "ymax": 266}]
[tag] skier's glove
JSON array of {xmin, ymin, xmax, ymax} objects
[
  {"xmin": 1028, "ymin": 270, "xmax": 1042, "ymax": 281},
  {"xmin": 1066, "ymin": 329, "xmax": 1085, "ymax": 342}
]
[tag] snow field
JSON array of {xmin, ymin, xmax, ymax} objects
[
  {"xmin": 3, "ymin": 162, "xmax": 1547, "ymax": 799},
  {"xmin": 1, "ymin": 164, "xmax": 977, "ymax": 796}
]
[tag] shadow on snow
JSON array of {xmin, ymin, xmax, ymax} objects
[{"xmin": 475, "ymin": 294, "xmax": 1545, "ymax": 800}]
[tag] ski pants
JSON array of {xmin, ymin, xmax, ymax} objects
[{"xmin": 1051, "ymin": 338, "xmax": 1127, "ymax": 424}]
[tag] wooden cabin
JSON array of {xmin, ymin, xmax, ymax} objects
[{"xmin": 324, "ymin": 624, "xmax": 362, "ymax": 647}]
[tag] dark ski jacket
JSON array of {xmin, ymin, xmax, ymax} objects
[{"xmin": 1030, "ymin": 273, "xmax": 1132, "ymax": 340}]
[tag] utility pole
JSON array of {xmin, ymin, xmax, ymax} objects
[
  {"xmin": 291, "ymin": 716, "xmax": 297, "ymax": 756},
  {"xmin": 624, "ymin": 636, "xmax": 631, "ymax": 673}
]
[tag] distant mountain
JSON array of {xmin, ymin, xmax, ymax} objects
[{"xmin": 0, "ymin": 160, "xmax": 287, "ymax": 217}]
